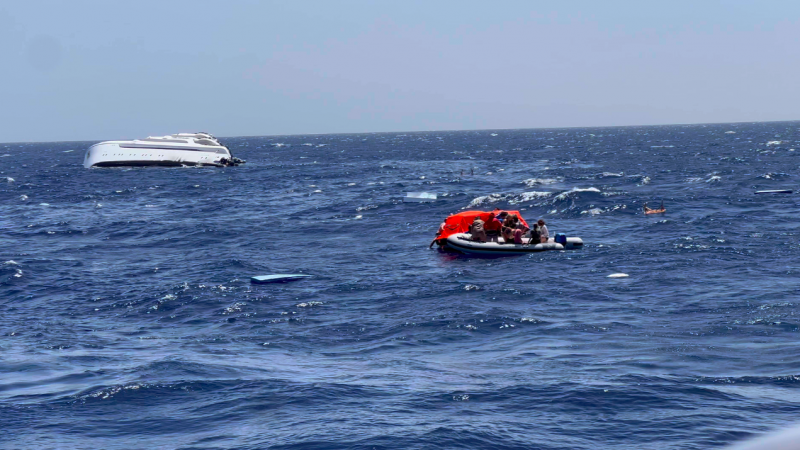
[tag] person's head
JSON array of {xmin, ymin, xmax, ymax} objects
[
  {"xmin": 487, "ymin": 212, "xmax": 495, "ymax": 220},
  {"xmin": 497, "ymin": 211, "xmax": 508, "ymax": 219},
  {"xmin": 538, "ymin": 219, "xmax": 546, "ymax": 226}
]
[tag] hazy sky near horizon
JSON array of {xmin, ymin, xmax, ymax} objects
[{"xmin": 2, "ymin": 1, "xmax": 798, "ymax": 143}]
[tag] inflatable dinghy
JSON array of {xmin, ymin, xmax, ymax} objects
[{"xmin": 444, "ymin": 233, "xmax": 583, "ymax": 255}]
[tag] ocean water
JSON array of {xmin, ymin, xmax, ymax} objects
[{"xmin": 2, "ymin": 122, "xmax": 800, "ymax": 449}]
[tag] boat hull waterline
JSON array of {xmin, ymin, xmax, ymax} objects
[{"xmin": 444, "ymin": 233, "xmax": 583, "ymax": 255}]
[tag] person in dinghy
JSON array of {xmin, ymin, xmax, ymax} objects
[{"xmin": 430, "ymin": 209, "xmax": 583, "ymax": 254}]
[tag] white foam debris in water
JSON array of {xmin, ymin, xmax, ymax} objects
[
  {"xmin": 6, "ymin": 177, "xmax": 14, "ymax": 182},
  {"xmin": 297, "ymin": 301, "xmax": 323, "ymax": 307},
  {"xmin": 63, "ymin": 150, "xmax": 74, "ymax": 153},
  {"xmin": 4, "ymin": 260, "xmax": 19, "ymax": 265},
  {"xmin": 1, "ymin": 154, "xmax": 10, "ymax": 157},
  {"xmin": 312, "ymin": 190, "xmax": 322, "ymax": 193},
  {"xmin": 347, "ymin": 183, "xmax": 356, "ymax": 186},
  {"xmin": 464, "ymin": 284, "xmax": 480, "ymax": 291},
  {"xmin": 607, "ymin": 273, "xmax": 629, "ymax": 278},
  {"xmin": 582, "ymin": 208, "xmax": 603, "ymax": 215},
  {"xmin": 766, "ymin": 140, "xmax": 783, "ymax": 146},
  {"xmin": 354, "ymin": 215, "xmax": 362, "ymax": 219},
  {"xmin": 490, "ymin": 133, "xmax": 498, "ymax": 136},
  {"xmin": 706, "ymin": 176, "xmax": 721, "ymax": 183},
  {"xmin": 725, "ymin": 131, "xmax": 736, "ymax": 134},
  {"xmin": 39, "ymin": 203, "xmax": 50, "ymax": 206},
  {"xmin": 19, "ymin": 195, "xmax": 28, "ymax": 201}
]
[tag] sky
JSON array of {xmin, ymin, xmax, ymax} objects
[{"xmin": 1, "ymin": 0, "xmax": 799, "ymax": 143}]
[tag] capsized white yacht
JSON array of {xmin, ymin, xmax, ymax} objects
[{"xmin": 83, "ymin": 132, "xmax": 244, "ymax": 168}]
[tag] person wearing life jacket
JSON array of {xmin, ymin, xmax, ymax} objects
[{"xmin": 483, "ymin": 212, "xmax": 503, "ymax": 238}]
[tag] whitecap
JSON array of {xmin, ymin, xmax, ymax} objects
[
  {"xmin": 1, "ymin": 154, "xmax": 11, "ymax": 157},
  {"xmin": 63, "ymin": 150, "xmax": 74, "ymax": 153},
  {"xmin": 599, "ymin": 172, "xmax": 624, "ymax": 178},
  {"xmin": 13, "ymin": 269, "xmax": 22, "ymax": 278},
  {"xmin": 6, "ymin": 177, "xmax": 14, "ymax": 182},
  {"xmin": 467, "ymin": 193, "xmax": 505, "ymax": 207},
  {"xmin": 725, "ymin": 131, "xmax": 736, "ymax": 134},
  {"xmin": 354, "ymin": 215, "xmax": 362, "ymax": 219},
  {"xmin": 581, "ymin": 208, "xmax": 603, "ymax": 215},
  {"xmin": 312, "ymin": 190, "xmax": 322, "ymax": 193},
  {"xmin": 766, "ymin": 140, "xmax": 783, "ymax": 146},
  {"xmin": 19, "ymin": 195, "xmax": 28, "ymax": 201},
  {"xmin": 490, "ymin": 133, "xmax": 498, "ymax": 136},
  {"xmin": 297, "ymin": 301, "xmax": 323, "ymax": 307},
  {"xmin": 39, "ymin": 203, "xmax": 50, "ymax": 206},
  {"xmin": 522, "ymin": 177, "xmax": 560, "ymax": 187},
  {"xmin": 508, "ymin": 191, "xmax": 551, "ymax": 204},
  {"xmin": 553, "ymin": 187, "xmax": 601, "ymax": 201},
  {"xmin": 706, "ymin": 176, "xmax": 721, "ymax": 183},
  {"xmin": 464, "ymin": 284, "xmax": 480, "ymax": 291},
  {"xmin": 607, "ymin": 273, "xmax": 629, "ymax": 278},
  {"xmin": 4, "ymin": 260, "xmax": 19, "ymax": 265}
]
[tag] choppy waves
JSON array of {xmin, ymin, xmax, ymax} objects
[{"xmin": 4, "ymin": 123, "xmax": 800, "ymax": 449}]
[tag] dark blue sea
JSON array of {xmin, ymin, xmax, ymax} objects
[{"xmin": 3, "ymin": 122, "xmax": 800, "ymax": 449}]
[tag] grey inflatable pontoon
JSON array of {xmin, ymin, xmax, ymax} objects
[{"xmin": 444, "ymin": 233, "xmax": 583, "ymax": 255}]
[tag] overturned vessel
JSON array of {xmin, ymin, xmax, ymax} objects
[
  {"xmin": 84, "ymin": 132, "xmax": 244, "ymax": 168},
  {"xmin": 431, "ymin": 210, "xmax": 583, "ymax": 255}
]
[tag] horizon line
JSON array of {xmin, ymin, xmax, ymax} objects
[{"xmin": 2, "ymin": 118, "xmax": 798, "ymax": 146}]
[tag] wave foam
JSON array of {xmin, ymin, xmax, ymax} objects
[
  {"xmin": 553, "ymin": 187, "xmax": 601, "ymax": 201},
  {"xmin": 522, "ymin": 177, "xmax": 561, "ymax": 187}
]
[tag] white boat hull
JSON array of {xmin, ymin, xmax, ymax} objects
[
  {"xmin": 444, "ymin": 233, "xmax": 583, "ymax": 255},
  {"xmin": 84, "ymin": 142, "xmax": 232, "ymax": 168}
]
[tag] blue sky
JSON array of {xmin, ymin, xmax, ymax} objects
[{"xmin": 1, "ymin": 1, "xmax": 798, "ymax": 142}]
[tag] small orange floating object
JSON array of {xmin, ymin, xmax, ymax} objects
[{"xmin": 643, "ymin": 202, "xmax": 665, "ymax": 215}]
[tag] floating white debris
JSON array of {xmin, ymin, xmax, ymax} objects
[
  {"xmin": 766, "ymin": 141, "xmax": 783, "ymax": 146},
  {"xmin": 251, "ymin": 274, "xmax": 312, "ymax": 284},
  {"xmin": 6, "ymin": 177, "xmax": 14, "ymax": 182},
  {"xmin": 404, "ymin": 192, "xmax": 437, "ymax": 202},
  {"xmin": 607, "ymin": 273, "xmax": 629, "ymax": 278}
]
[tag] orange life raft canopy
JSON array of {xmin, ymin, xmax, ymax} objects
[{"xmin": 433, "ymin": 209, "xmax": 530, "ymax": 246}]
